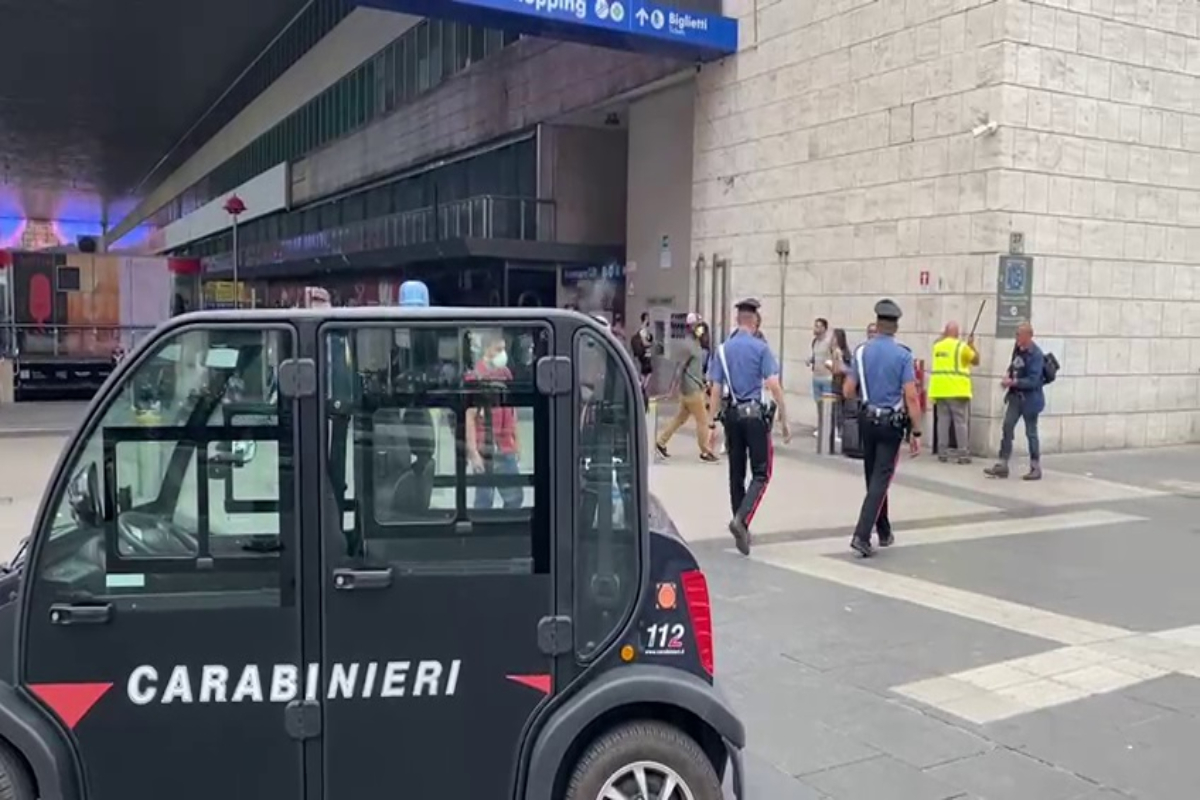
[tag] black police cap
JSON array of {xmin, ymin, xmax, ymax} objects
[
  {"xmin": 874, "ymin": 298, "xmax": 902, "ymax": 321},
  {"xmin": 734, "ymin": 298, "xmax": 762, "ymax": 313}
]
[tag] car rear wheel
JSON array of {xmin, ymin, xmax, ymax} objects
[
  {"xmin": 565, "ymin": 720, "xmax": 722, "ymax": 800},
  {"xmin": 0, "ymin": 740, "xmax": 35, "ymax": 800}
]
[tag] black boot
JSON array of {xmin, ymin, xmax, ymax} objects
[
  {"xmin": 728, "ymin": 519, "xmax": 751, "ymax": 556},
  {"xmin": 850, "ymin": 537, "xmax": 874, "ymax": 558}
]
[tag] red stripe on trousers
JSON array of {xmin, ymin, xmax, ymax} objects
[
  {"xmin": 744, "ymin": 434, "xmax": 774, "ymax": 526},
  {"xmin": 870, "ymin": 443, "xmax": 905, "ymax": 529}
]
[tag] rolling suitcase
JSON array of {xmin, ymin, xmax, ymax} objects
[{"xmin": 841, "ymin": 402, "xmax": 864, "ymax": 460}]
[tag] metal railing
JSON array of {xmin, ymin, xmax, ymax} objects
[
  {"xmin": 203, "ymin": 194, "xmax": 557, "ymax": 273},
  {"xmin": 0, "ymin": 324, "xmax": 158, "ymax": 360}
]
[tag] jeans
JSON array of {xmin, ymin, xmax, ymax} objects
[
  {"xmin": 998, "ymin": 395, "xmax": 1040, "ymax": 462},
  {"xmin": 474, "ymin": 453, "xmax": 524, "ymax": 510}
]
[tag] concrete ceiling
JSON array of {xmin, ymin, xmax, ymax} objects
[{"xmin": 0, "ymin": 0, "xmax": 310, "ymax": 223}]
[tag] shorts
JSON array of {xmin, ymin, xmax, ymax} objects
[{"xmin": 812, "ymin": 376, "xmax": 834, "ymax": 399}]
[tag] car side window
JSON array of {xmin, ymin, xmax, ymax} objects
[
  {"xmin": 574, "ymin": 328, "xmax": 640, "ymax": 660},
  {"xmin": 31, "ymin": 326, "xmax": 294, "ymax": 606},
  {"xmin": 325, "ymin": 323, "xmax": 551, "ymax": 574}
]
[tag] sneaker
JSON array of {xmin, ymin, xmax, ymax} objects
[
  {"xmin": 956, "ymin": 456, "xmax": 973, "ymax": 465},
  {"xmin": 983, "ymin": 462, "xmax": 1009, "ymax": 479},
  {"xmin": 700, "ymin": 452, "xmax": 720, "ymax": 463},
  {"xmin": 655, "ymin": 442, "xmax": 669, "ymax": 459},
  {"xmin": 728, "ymin": 519, "xmax": 752, "ymax": 555},
  {"xmin": 877, "ymin": 529, "xmax": 894, "ymax": 547}
]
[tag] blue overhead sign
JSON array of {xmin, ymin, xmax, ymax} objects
[{"xmin": 358, "ymin": 0, "xmax": 739, "ymax": 60}]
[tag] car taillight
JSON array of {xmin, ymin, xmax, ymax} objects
[{"xmin": 680, "ymin": 569, "xmax": 714, "ymax": 677}]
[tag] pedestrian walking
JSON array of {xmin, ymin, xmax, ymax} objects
[
  {"xmin": 984, "ymin": 322, "xmax": 1048, "ymax": 481},
  {"xmin": 841, "ymin": 299, "xmax": 923, "ymax": 558},
  {"xmin": 706, "ymin": 299, "xmax": 792, "ymax": 556},
  {"xmin": 929, "ymin": 321, "xmax": 980, "ymax": 464},
  {"xmin": 656, "ymin": 316, "xmax": 719, "ymax": 463}
]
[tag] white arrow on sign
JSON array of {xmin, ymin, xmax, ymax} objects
[{"xmin": 635, "ymin": 7, "xmax": 649, "ymax": 25}]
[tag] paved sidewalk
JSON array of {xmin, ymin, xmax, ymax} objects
[
  {"xmin": 651, "ymin": 443, "xmax": 1200, "ymax": 799},
  {"xmin": 0, "ymin": 402, "xmax": 87, "ymax": 438}
]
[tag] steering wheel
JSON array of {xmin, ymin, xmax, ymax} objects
[{"xmin": 117, "ymin": 512, "xmax": 199, "ymax": 557}]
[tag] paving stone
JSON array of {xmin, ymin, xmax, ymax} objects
[
  {"xmin": 862, "ymin": 524, "xmax": 1200, "ymax": 633},
  {"xmin": 728, "ymin": 687, "xmax": 880, "ymax": 777},
  {"xmin": 1124, "ymin": 673, "xmax": 1200, "ymax": 715},
  {"xmin": 802, "ymin": 754, "xmax": 966, "ymax": 800},
  {"xmin": 736, "ymin": 751, "xmax": 828, "ymax": 799},
  {"xmin": 926, "ymin": 748, "xmax": 1092, "ymax": 800},
  {"xmin": 824, "ymin": 697, "xmax": 990, "ymax": 769}
]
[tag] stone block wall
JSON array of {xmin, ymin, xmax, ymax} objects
[
  {"xmin": 692, "ymin": 0, "xmax": 1200, "ymax": 451},
  {"xmin": 993, "ymin": 0, "xmax": 1200, "ymax": 450}
]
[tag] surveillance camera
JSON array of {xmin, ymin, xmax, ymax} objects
[{"xmin": 972, "ymin": 120, "xmax": 1000, "ymax": 138}]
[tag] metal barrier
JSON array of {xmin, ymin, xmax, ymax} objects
[
  {"xmin": 815, "ymin": 392, "xmax": 840, "ymax": 455},
  {"xmin": 204, "ymin": 194, "xmax": 558, "ymax": 272}
]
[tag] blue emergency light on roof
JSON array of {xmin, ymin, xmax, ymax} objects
[{"xmin": 399, "ymin": 280, "xmax": 431, "ymax": 307}]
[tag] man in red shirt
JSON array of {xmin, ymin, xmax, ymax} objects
[{"xmin": 465, "ymin": 330, "xmax": 523, "ymax": 510}]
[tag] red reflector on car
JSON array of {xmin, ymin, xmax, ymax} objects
[{"xmin": 680, "ymin": 569, "xmax": 714, "ymax": 677}]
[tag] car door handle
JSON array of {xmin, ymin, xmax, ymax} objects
[
  {"xmin": 332, "ymin": 567, "xmax": 393, "ymax": 591},
  {"xmin": 49, "ymin": 603, "xmax": 113, "ymax": 626}
]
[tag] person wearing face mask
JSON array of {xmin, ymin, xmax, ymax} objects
[{"xmin": 465, "ymin": 329, "xmax": 523, "ymax": 510}]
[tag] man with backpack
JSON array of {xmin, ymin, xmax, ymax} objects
[{"xmin": 984, "ymin": 322, "xmax": 1058, "ymax": 481}]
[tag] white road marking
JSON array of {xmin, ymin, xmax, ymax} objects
[
  {"xmin": 1159, "ymin": 479, "xmax": 1200, "ymax": 496},
  {"xmin": 746, "ymin": 509, "xmax": 1200, "ymax": 724},
  {"xmin": 749, "ymin": 509, "xmax": 1144, "ymax": 559}
]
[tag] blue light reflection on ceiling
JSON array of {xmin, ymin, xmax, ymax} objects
[
  {"xmin": 0, "ymin": 216, "xmax": 153, "ymax": 251},
  {"xmin": 0, "ymin": 218, "xmax": 26, "ymax": 249}
]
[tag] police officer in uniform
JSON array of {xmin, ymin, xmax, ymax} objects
[
  {"xmin": 706, "ymin": 299, "xmax": 792, "ymax": 555},
  {"xmin": 841, "ymin": 299, "xmax": 923, "ymax": 558}
]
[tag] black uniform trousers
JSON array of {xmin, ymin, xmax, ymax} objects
[
  {"xmin": 851, "ymin": 415, "xmax": 904, "ymax": 544},
  {"xmin": 724, "ymin": 411, "xmax": 773, "ymax": 528}
]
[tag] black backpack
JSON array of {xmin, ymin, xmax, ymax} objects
[
  {"xmin": 1009, "ymin": 346, "xmax": 1060, "ymax": 386},
  {"xmin": 1042, "ymin": 352, "xmax": 1059, "ymax": 385}
]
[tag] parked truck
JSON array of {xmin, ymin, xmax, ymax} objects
[{"xmin": 0, "ymin": 249, "xmax": 201, "ymax": 400}]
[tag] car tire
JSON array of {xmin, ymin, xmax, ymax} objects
[
  {"xmin": 564, "ymin": 720, "xmax": 722, "ymax": 800},
  {"xmin": 0, "ymin": 740, "xmax": 35, "ymax": 800}
]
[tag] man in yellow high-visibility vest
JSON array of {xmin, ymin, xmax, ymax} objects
[{"xmin": 929, "ymin": 321, "xmax": 980, "ymax": 463}]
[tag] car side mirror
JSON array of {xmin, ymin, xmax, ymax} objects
[{"xmin": 67, "ymin": 463, "xmax": 102, "ymax": 528}]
